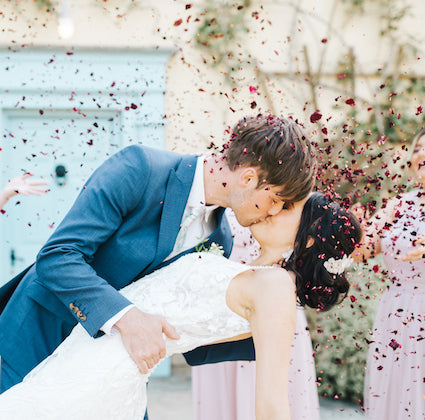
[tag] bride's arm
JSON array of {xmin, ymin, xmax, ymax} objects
[{"xmin": 228, "ymin": 268, "xmax": 296, "ymax": 420}]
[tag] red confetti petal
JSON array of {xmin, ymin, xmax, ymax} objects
[
  {"xmin": 389, "ymin": 339, "xmax": 401, "ymax": 351},
  {"xmin": 310, "ymin": 111, "xmax": 322, "ymax": 123}
]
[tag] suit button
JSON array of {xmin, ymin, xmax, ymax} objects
[
  {"xmin": 69, "ymin": 303, "xmax": 76, "ymax": 311},
  {"xmin": 79, "ymin": 314, "xmax": 87, "ymax": 322}
]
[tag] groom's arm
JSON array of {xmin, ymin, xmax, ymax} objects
[
  {"xmin": 36, "ymin": 146, "xmax": 179, "ymax": 373},
  {"xmin": 183, "ymin": 337, "xmax": 255, "ymax": 365},
  {"xmin": 36, "ymin": 145, "xmax": 148, "ymax": 335}
]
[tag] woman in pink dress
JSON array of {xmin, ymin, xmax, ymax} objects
[
  {"xmin": 192, "ymin": 209, "xmax": 320, "ymax": 420},
  {"xmin": 354, "ymin": 128, "xmax": 425, "ymax": 419}
]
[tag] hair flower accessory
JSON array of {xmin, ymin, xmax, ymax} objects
[{"xmin": 323, "ymin": 255, "xmax": 353, "ymax": 275}]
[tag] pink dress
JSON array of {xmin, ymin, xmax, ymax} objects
[
  {"xmin": 364, "ymin": 190, "xmax": 425, "ymax": 419},
  {"xmin": 192, "ymin": 210, "xmax": 320, "ymax": 420}
]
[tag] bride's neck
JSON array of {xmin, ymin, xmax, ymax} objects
[{"xmin": 250, "ymin": 247, "xmax": 283, "ymax": 267}]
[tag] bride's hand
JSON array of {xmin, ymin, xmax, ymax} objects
[{"xmin": 115, "ymin": 307, "xmax": 180, "ymax": 374}]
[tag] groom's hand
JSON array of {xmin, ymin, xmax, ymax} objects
[{"xmin": 115, "ymin": 307, "xmax": 180, "ymax": 374}]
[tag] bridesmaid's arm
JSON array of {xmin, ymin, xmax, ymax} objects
[
  {"xmin": 229, "ymin": 267, "xmax": 296, "ymax": 420},
  {"xmin": 352, "ymin": 198, "xmax": 398, "ymax": 262}
]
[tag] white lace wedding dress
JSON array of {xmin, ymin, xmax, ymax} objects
[{"xmin": 0, "ymin": 253, "xmax": 262, "ymax": 419}]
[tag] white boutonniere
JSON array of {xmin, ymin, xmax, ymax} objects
[{"xmin": 195, "ymin": 240, "xmax": 225, "ymax": 256}]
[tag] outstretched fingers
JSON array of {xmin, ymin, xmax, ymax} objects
[{"xmin": 5, "ymin": 173, "xmax": 49, "ymax": 198}]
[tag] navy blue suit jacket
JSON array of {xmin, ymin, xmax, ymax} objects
[{"xmin": 0, "ymin": 146, "xmax": 255, "ymax": 385}]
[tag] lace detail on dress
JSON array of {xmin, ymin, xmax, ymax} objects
[{"xmin": 121, "ymin": 252, "xmax": 255, "ymax": 355}]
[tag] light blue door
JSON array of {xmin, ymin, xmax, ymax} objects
[
  {"xmin": 1, "ymin": 108, "xmax": 120, "ymax": 278},
  {"xmin": 0, "ymin": 48, "xmax": 172, "ymax": 376}
]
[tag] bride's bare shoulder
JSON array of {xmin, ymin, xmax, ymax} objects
[
  {"xmin": 250, "ymin": 267, "xmax": 296, "ymax": 299},
  {"xmin": 236, "ymin": 266, "xmax": 294, "ymax": 288},
  {"xmin": 226, "ymin": 267, "xmax": 296, "ymax": 319}
]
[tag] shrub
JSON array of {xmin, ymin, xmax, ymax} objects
[{"xmin": 309, "ymin": 257, "xmax": 387, "ymax": 405}]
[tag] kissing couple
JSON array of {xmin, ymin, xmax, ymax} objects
[{"xmin": 0, "ymin": 114, "xmax": 361, "ymax": 419}]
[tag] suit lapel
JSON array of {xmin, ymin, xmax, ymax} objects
[{"xmin": 150, "ymin": 154, "xmax": 198, "ymax": 269}]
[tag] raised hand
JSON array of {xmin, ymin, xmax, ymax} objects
[
  {"xmin": 1, "ymin": 173, "xmax": 49, "ymax": 209},
  {"xmin": 114, "ymin": 307, "xmax": 180, "ymax": 374},
  {"xmin": 3, "ymin": 173, "xmax": 49, "ymax": 198},
  {"xmin": 397, "ymin": 235, "xmax": 425, "ymax": 261}
]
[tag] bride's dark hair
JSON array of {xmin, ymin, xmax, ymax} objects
[{"xmin": 283, "ymin": 192, "xmax": 362, "ymax": 311}]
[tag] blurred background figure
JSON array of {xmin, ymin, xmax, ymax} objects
[
  {"xmin": 192, "ymin": 208, "xmax": 320, "ymax": 420},
  {"xmin": 0, "ymin": 174, "xmax": 49, "ymax": 211},
  {"xmin": 353, "ymin": 128, "xmax": 425, "ymax": 420}
]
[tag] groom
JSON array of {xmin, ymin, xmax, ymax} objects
[{"xmin": 0, "ymin": 114, "xmax": 316, "ymax": 392}]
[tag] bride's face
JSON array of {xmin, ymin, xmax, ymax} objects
[
  {"xmin": 249, "ymin": 196, "xmax": 308, "ymax": 252},
  {"xmin": 411, "ymin": 134, "xmax": 425, "ymax": 185}
]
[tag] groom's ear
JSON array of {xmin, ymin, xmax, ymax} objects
[{"xmin": 239, "ymin": 167, "xmax": 259, "ymax": 188}]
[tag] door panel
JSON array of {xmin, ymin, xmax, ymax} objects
[{"xmin": 2, "ymin": 108, "xmax": 120, "ymax": 279}]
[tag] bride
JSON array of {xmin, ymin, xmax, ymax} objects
[{"xmin": 0, "ymin": 192, "xmax": 361, "ymax": 420}]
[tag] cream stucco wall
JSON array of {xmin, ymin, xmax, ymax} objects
[{"xmin": 1, "ymin": 0, "xmax": 424, "ymax": 152}]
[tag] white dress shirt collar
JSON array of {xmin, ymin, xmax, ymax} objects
[{"xmin": 187, "ymin": 155, "xmax": 218, "ymax": 222}]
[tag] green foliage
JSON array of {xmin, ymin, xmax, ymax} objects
[
  {"xmin": 34, "ymin": 0, "xmax": 55, "ymax": 11},
  {"xmin": 318, "ymin": 73, "xmax": 425, "ymax": 208},
  {"xmin": 341, "ymin": 0, "xmax": 411, "ymax": 35},
  {"xmin": 314, "ymin": 1, "xmax": 425, "ymax": 209},
  {"xmin": 311, "ymin": 258, "xmax": 386, "ymax": 404},
  {"xmin": 195, "ymin": 1, "xmax": 250, "ymax": 76}
]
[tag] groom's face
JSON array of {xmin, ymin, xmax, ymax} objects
[
  {"xmin": 232, "ymin": 183, "xmax": 286, "ymax": 227},
  {"xmin": 249, "ymin": 196, "xmax": 308, "ymax": 250}
]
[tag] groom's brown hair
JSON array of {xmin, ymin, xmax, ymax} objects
[{"xmin": 223, "ymin": 114, "xmax": 316, "ymax": 203}]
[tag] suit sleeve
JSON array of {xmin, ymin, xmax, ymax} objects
[
  {"xmin": 36, "ymin": 145, "xmax": 150, "ymax": 336},
  {"xmin": 183, "ymin": 338, "xmax": 255, "ymax": 365}
]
